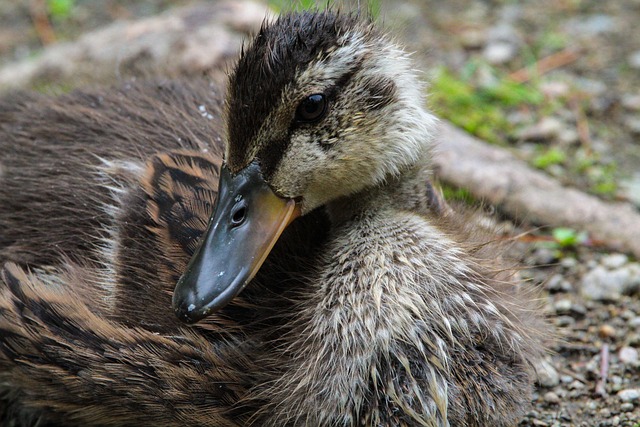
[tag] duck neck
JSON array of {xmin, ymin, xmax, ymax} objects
[{"xmin": 325, "ymin": 162, "xmax": 432, "ymax": 226}]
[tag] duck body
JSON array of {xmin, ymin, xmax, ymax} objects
[
  {"xmin": 251, "ymin": 169, "xmax": 541, "ymax": 426},
  {"xmin": 176, "ymin": 11, "xmax": 546, "ymax": 426},
  {"xmin": 0, "ymin": 80, "xmax": 257, "ymax": 426},
  {"xmin": 0, "ymin": 80, "xmax": 330, "ymax": 425}
]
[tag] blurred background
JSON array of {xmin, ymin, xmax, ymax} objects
[
  {"xmin": 0, "ymin": 0, "xmax": 639, "ymax": 425},
  {"xmin": 0, "ymin": 0, "xmax": 639, "ymax": 204}
]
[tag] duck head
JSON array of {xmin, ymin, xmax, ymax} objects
[{"xmin": 173, "ymin": 11, "xmax": 437, "ymax": 323}]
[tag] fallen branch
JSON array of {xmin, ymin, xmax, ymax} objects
[
  {"xmin": 508, "ymin": 48, "xmax": 580, "ymax": 83},
  {"xmin": 2, "ymin": 2, "xmax": 638, "ymax": 258},
  {"xmin": 434, "ymin": 121, "xmax": 640, "ymax": 258}
]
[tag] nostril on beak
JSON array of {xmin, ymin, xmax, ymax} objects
[{"xmin": 230, "ymin": 203, "xmax": 247, "ymax": 227}]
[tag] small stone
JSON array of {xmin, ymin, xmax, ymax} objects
[
  {"xmin": 560, "ymin": 375, "xmax": 574, "ymax": 384},
  {"xmin": 567, "ymin": 14, "xmax": 616, "ymax": 36},
  {"xmin": 530, "ymin": 247, "xmax": 557, "ymax": 266},
  {"xmin": 545, "ymin": 274, "xmax": 572, "ymax": 292},
  {"xmin": 624, "ymin": 116, "xmax": 640, "ymax": 135},
  {"xmin": 459, "ymin": 29, "xmax": 486, "ymax": 49},
  {"xmin": 620, "ymin": 173, "xmax": 640, "ymax": 208},
  {"xmin": 599, "ymin": 324, "xmax": 616, "ymax": 338},
  {"xmin": 618, "ymin": 346, "xmax": 639, "ymax": 365},
  {"xmin": 535, "ymin": 358, "xmax": 560, "ymax": 387},
  {"xmin": 570, "ymin": 303, "xmax": 587, "ymax": 317},
  {"xmin": 629, "ymin": 50, "xmax": 640, "ymax": 69},
  {"xmin": 602, "ymin": 254, "xmax": 629, "ymax": 269},
  {"xmin": 483, "ymin": 41, "xmax": 517, "ymax": 64},
  {"xmin": 544, "ymin": 391, "xmax": 560, "ymax": 404},
  {"xmin": 555, "ymin": 315, "xmax": 575, "ymax": 327},
  {"xmin": 573, "ymin": 77, "xmax": 607, "ymax": 97},
  {"xmin": 581, "ymin": 266, "xmax": 628, "ymax": 301},
  {"xmin": 568, "ymin": 380, "xmax": 585, "ymax": 390},
  {"xmin": 540, "ymin": 81, "xmax": 570, "ymax": 99},
  {"xmin": 618, "ymin": 388, "xmax": 640, "ymax": 402},
  {"xmin": 558, "ymin": 128, "xmax": 579, "ymax": 145},
  {"xmin": 629, "ymin": 317, "xmax": 640, "ymax": 329},
  {"xmin": 620, "ymin": 402, "xmax": 634, "ymax": 412},
  {"xmin": 621, "ymin": 93, "xmax": 640, "ymax": 111},
  {"xmin": 554, "ymin": 299, "xmax": 573, "ymax": 314},
  {"xmin": 560, "ymin": 257, "xmax": 578, "ymax": 269},
  {"xmin": 628, "ymin": 333, "xmax": 640, "ymax": 347},
  {"xmin": 621, "ymin": 309, "xmax": 635, "ymax": 320},
  {"xmin": 611, "ymin": 375, "xmax": 623, "ymax": 392},
  {"xmin": 516, "ymin": 117, "xmax": 564, "ymax": 141}
]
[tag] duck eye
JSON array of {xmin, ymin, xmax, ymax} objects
[{"xmin": 295, "ymin": 94, "xmax": 327, "ymax": 123}]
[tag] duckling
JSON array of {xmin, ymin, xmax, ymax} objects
[
  {"xmin": 0, "ymin": 78, "xmax": 442, "ymax": 425},
  {"xmin": 172, "ymin": 11, "xmax": 546, "ymax": 427},
  {"xmin": 0, "ymin": 10, "xmax": 542, "ymax": 427},
  {"xmin": 0, "ymin": 36, "xmax": 444, "ymax": 427}
]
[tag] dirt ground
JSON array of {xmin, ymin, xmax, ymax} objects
[{"xmin": 0, "ymin": 0, "xmax": 639, "ymax": 425}]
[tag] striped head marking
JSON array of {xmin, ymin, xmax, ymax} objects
[{"xmin": 226, "ymin": 11, "xmax": 437, "ymax": 214}]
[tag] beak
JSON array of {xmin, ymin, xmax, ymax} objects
[{"xmin": 172, "ymin": 162, "xmax": 300, "ymax": 323}]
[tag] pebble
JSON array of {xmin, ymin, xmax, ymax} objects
[
  {"xmin": 580, "ymin": 265, "xmax": 640, "ymax": 301},
  {"xmin": 624, "ymin": 115, "xmax": 640, "ymax": 134},
  {"xmin": 618, "ymin": 346, "xmax": 638, "ymax": 365},
  {"xmin": 566, "ymin": 14, "xmax": 616, "ymax": 36},
  {"xmin": 558, "ymin": 128, "xmax": 579, "ymax": 145},
  {"xmin": 555, "ymin": 315, "xmax": 575, "ymax": 327},
  {"xmin": 535, "ymin": 358, "xmax": 560, "ymax": 387},
  {"xmin": 546, "ymin": 274, "xmax": 573, "ymax": 293},
  {"xmin": 621, "ymin": 93, "xmax": 640, "ymax": 111},
  {"xmin": 530, "ymin": 247, "xmax": 557, "ymax": 266},
  {"xmin": 628, "ymin": 333, "xmax": 640, "ymax": 347},
  {"xmin": 601, "ymin": 253, "xmax": 629, "ymax": 269},
  {"xmin": 554, "ymin": 299, "xmax": 573, "ymax": 314},
  {"xmin": 560, "ymin": 375, "xmax": 574, "ymax": 384},
  {"xmin": 619, "ymin": 173, "xmax": 640, "ymax": 207},
  {"xmin": 629, "ymin": 50, "xmax": 640, "ymax": 69},
  {"xmin": 482, "ymin": 23, "xmax": 520, "ymax": 64},
  {"xmin": 629, "ymin": 317, "xmax": 640, "ymax": 329},
  {"xmin": 620, "ymin": 402, "xmax": 634, "ymax": 412},
  {"xmin": 599, "ymin": 324, "xmax": 616, "ymax": 338},
  {"xmin": 483, "ymin": 41, "xmax": 517, "ymax": 64},
  {"xmin": 560, "ymin": 257, "xmax": 578, "ymax": 269},
  {"xmin": 611, "ymin": 375, "xmax": 623, "ymax": 392},
  {"xmin": 516, "ymin": 117, "xmax": 564, "ymax": 141},
  {"xmin": 540, "ymin": 81, "xmax": 570, "ymax": 99},
  {"xmin": 618, "ymin": 388, "xmax": 640, "ymax": 402},
  {"xmin": 543, "ymin": 391, "xmax": 560, "ymax": 404},
  {"xmin": 459, "ymin": 29, "xmax": 486, "ymax": 49},
  {"xmin": 572, "ymin": 77, "xmax": 607, "ymax": 97},
  {"xmin": 586, "ymin": 400, "xmax": 598, "ymax": 410},
  {"xmin": 568, "ymin": 380, "xmax": 585, "ymax": 390}
]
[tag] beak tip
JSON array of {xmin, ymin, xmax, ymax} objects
[
  {"xmin": 172, "ymin": 287, "xmax": 201, "ymax": 324},
  {"xmin": 173, "ymin": 303, "xmax": 205, "ymax": 324}
]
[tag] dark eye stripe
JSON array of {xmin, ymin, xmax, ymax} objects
[{"xmin": 324, "ymin": 58, "xmax": 364, "ymax": 101}]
